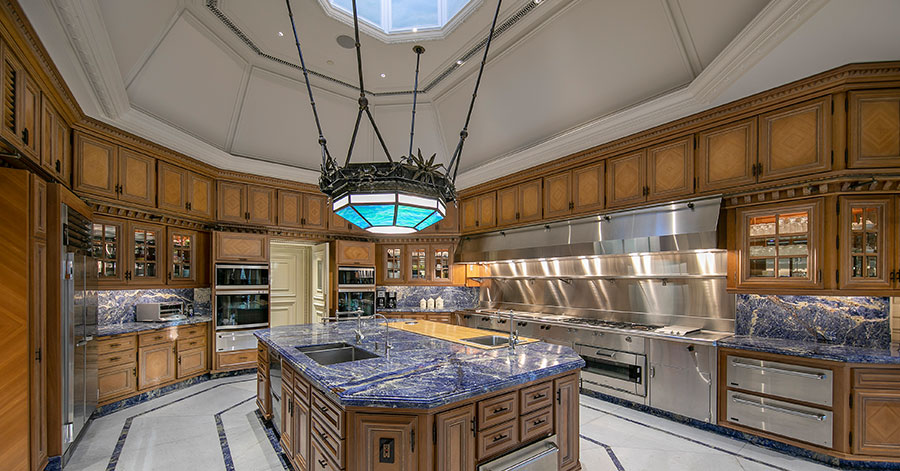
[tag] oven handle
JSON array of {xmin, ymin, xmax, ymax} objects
[
  {"xmin": 730, "ymin": 359, "xmax": 827, "ymax": 380},
  {"xmin": 215, "ymin": 285, "xmax": 270, "ymax": 291},
  {"xmin": 216, "ymin": 323, "xmax": 269, "ymax": 330},
  {"xmin": 337, "ymin": 287, "xmax": 376, "ymax": 293},
  {"xmin": 215, "ymin": 290, "xmax": 269, "ymax": 296},
  {"xmin": 593, "ymin": 350, "xmax": 617, "ymax": 360},
  {"xmin": 216, "ymin": 264, "xmax": 269, "ymax": 270},
  {"xmin": 731, "ymin": 395, "xmax": 827, "ymax": 421}
]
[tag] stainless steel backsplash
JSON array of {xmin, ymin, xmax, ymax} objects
[{"xmin": 476, "ymin": 250, "xmax": 735, "ymax": 332}]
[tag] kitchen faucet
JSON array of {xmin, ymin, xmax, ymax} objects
[
  {"xmin": 507, "ymin": 309, "xmax": 518, "ymax": 352},
  {"xmin": 371, "ymin": 314, "xmax": 392, "ymax": 359}
]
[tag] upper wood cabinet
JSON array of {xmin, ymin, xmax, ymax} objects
[
  {"xmin": 376, "ymin": 245, "xmax": 405, "ymax": 284},
  {"xmin": 572, "ymin": 162, "xmax": 605, "ymax": 214},
  {"xmin": 432, "ymin": 244, "xmax": 453, "ymax": 284},
  {"xmin": 461, "ymin": 192, "xmax": 497, "ymax": 233},
  {"xmin": 128, "ymin": 222, "xmax": 166, "ymax": 285},
  {"xmin": 736, "ymin": 199, "xmax": 823, "ymax": 290},
  {"xmin": 166, "ymin": 228, "xmax": 198, "ymax": 286},
  {"xmin": 39, "ymin": 95, "xmax": 69, "ymax": 182},
  {"xmin": 73, "ymin": 133, "xmax": 118, "ymax": 198},
  {"xmin": 214, "ymin": 232, "xmax": 269, "ymax": 263},
  {"xmin": 428, "ymin": 202, "xmax": 458, "ymax": 234},
  {"xmin": 497, "ymin": 179, "xmax": 542, "ymax": 227},
  {"xmin": 186, "ymin": 172, "xmax": 214, "ymax": 219},
  {"xmin": 697, "ymin": 118, "xmax": 757, "ymax": 192},
  {"xmin": 606, "ymin": 150, "xmax": 647, "ymax": 208},
  {"xmin": 277, "ymin": 190, "xmax": 327, "ymax": 230},
  {"xmin": 118, "ymin": 148, "xmax": 155, "ymax": 206},
  {"xmin": 334, "ymin": 240, "xmax": 375, "ymax": 266},
  {"xmin": 758, "ymin": 96, "xmax": 831, "ymax": 182},
  {"xmin": 848, "ymin": 89, "xmax": 900, "ymax": 168},
  {"xmin": 217, "ymin": 181, "xmax": 275, "ymax": 225},
  {"xmin": 1, "ymin": 44, "xmax": 40, "ymax": 160},
  {"xmin": 408, "ymin": 245, "xmax": 429, "ymax": 283},
  {"xmin": 647, "ymin": 136, "xmax": 694, "ymax": 202},
  {"xmin": 157, "ymin": 163, "xmax": 215, "ymax": 218},
  {"xmin": 543, "ymin": 171, "xmax": 572, "ymax": 219},
  {"xmin": 377, "ymin": 242, "xmax": 458, "ymax": 285},
  {"xmin": 839, "ymin": 196, "xmax": 893, "ymax": 290}
]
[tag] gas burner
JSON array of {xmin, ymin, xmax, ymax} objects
[{"xmin": 560, "ymin": 317, "xmax": 662, "ymax": 332}]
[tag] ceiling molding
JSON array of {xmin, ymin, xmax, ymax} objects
[
  {"xmin": 661, "ymin": 0, "xmax": 702, "ymax": 77},
  {"xmin": 454, "ymin": 0, "xmax": 827, "ymax": 189},
  {"xmin": 49, "ymin": 0, "xmax": 129, "ymax": 118}
]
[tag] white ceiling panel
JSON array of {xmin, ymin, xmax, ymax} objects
[
  {"xmin": 437, "ymin": 0, "xmax": 691, "ymax": 172},
  {"xmin": 231, "ymin": 67, "xmax": 371, "ymax": 169},
  {"xmin": 127, "ymin": 14, "xmax": 247, "ymax": 147},
  {"xmin": 371, "ymin": 102, "xmax": 448, "ymax": 164},
  {"xmin": 677, "ymin": 0, "xmax": 769, "ymax": 68},
  {"xmin": 97, "ymin": 0, "xmax": 179, "ymax": 82}
]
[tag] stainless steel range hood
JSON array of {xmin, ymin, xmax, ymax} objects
[{"xmin": 456, "ymin": 196, "xmax": 721, "ymax": 263}]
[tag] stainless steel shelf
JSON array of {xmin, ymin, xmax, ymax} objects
[{"xmin": 470, "ymin": 274, "xmax": 726, "ymax": 284}]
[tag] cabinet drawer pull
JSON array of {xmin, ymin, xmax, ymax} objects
[
  {"xmin": 492, "ymin": 406, "xmax": 509, "ymax": 414},
  {"xmin": 320, "ymin": 406, "xmax": 329, "ymax": 413},
  {"xmin": 532, "ymin": 393, "xmax": 546, "ymax": 400},
  {"xmin": 532, "ymin": 419, "xmax": 546, "ymax": 426},
  {"xmin": 317, "ymin": 459, "xmax": 328, "ymax": 468},
  {"xmin": 109, "ymin": 343, "xmax": 120, "ymax": 348},
  {"xmin": 492, "ymin": 433, "xmax": 508, "ymax": 442},
  {"xmin": 731, "ymin": 395, "xmax": 827, "ymax": 421},
  {"xmin": 108, "ymin": 356, "xmax": 120, "ymax": 362},
  {"xmin": 730, "ymin": 359, "xmax": 826, "ymax": 380},
  {"xmin": 319, "ymin": 431, "xmax": 328, "ymax": 439}
]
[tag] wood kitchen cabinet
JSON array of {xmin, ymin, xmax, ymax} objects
[
  {"xmin": 39, "ymin": 95, "xmax": 70, "ymax": 182},
  {"xmin": 544, "ymin": 163, "xmax": 606, "ymax": 219},
  {"xmin": 281, "ymin": 368, "xmax": 295, "ymax": 464},
  {"xmin": 158, "ymin": 161, "xmax": 215, "ymax": 218},
  {"xmin": 92, "ymin": 216, "xmax": 126, "ymax": 287},
  {"xmin": 118, "ymin": 148, "xmax": 156, "ymax": 206},
  {"xmin": 351, "ymin": 414, "xmax": 419, "ymax": 471},
  {"xmin": 408, "ymin": 245, "xmax": 428, "ymax": 283},
  {"xmin": 432, "ymin": 244, "xmax": 453, "ymax": 283},
  {"xmin": 607, "ymin": 136, "xmax": 694, "ymax": 208},
  {"xmin": 257, "ymin": 344, "xmax": 271, "ymax": 420},
  {"xmin": 278, "ymin": 190, "xmax": 327, "ymax": 230},
  {"xmin": 497, "ymin": 178, "xmax": 542, "ymax": 227},
  {"xmin": 853, "ymin": 369, "xmax": 900, "ymax": 457},
  {"xmin": 435, "ymin": 405, "xmax": 476, "ymax": 471},
  {"xmin": 555, "ymin": 373, "xmax": 580, "ymax": 470},
  {"xmin": 697, "ymin": 118, "xmax": 757, "ymax": 192},
  {"xmin": 758, "ymin": 96, "xmax": 831, "ymax": 181},
  {"xmin": 848, "ymin": 89, "xmax": 900, "ymax": 169},
  {"xmin": 217, "ymin": 181, "xmax": 276, "ymax": 225},
  {"xmin": 214, "ymin": 232, "xmax": 269, "ymax": 263},
  {"xmin": 606, "ymin": 150, "xmax": 646, "ymax": 208},
  {"xmin": 90, "ymin": 217, "xmax": 165, "ymax": 287},
  {"xmin": 839, "ymin": 196, "xmax": 893, "ymax": 290},
  {"xmin": 377, "ymin": 245, "xmax": 405, "ymax": 284},
  {"xmin": 74, "ymin": 133, "xmax": 157, "ymax": 207},
  {"xmin": 1, "ymin": 44, "xmax": 40, "ymax": 160},
  {"xmin": 138, "ymin": 340, "xmax": 176, "ymax": 389},
  {"xmin": 166, "ymin": 228, "xmax": 197, "ymax": 285},
  {"xmin": 461, "ymin": 192, "xmax": 496, "ymax": 232},
  {"xmin": 334, "ymin": 240, "xmax": 375, "ymax": 266},
  {"xmin": 378, "ymin": 242, "xmax": 460, "ymax": 285},
  {"xmin": 248, "ymin": 185, "xmax": 276, "ymax": 225},
  {"xmin": 543, "ymin": 171, "xmax": 572, "ymax": 219},
  {"xmin": 736, "ymin": 199, "xmax": 823, "ymax": 290}
]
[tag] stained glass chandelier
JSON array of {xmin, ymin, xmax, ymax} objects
[{"xmin": 285, "ymin": 0, "xmax": 503, "ymax": 234}]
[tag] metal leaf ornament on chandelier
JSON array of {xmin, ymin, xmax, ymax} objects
[{"xmin": 284, "ymin": 0, "xmax": 503, "ymax": 234}]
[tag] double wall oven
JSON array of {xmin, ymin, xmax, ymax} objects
[
  {"xmin": 215, "ymin": 264, "xmax": 270, "ymax": 351},
  {"xmin": 336, "ymin": 266, "xmax": 375, "ymax": 317}
]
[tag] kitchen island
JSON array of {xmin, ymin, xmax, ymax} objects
[{"xmin": 255, "ymin": 320, "xmax": 584, "ymax": 471}]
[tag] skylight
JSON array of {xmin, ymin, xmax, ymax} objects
[{"xmin": 327, "ymin": 0, "xmax": 477, "ymax": 36}]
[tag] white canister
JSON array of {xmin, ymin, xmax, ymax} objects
[
  {"xmin": 427, "ymin": 298, "xmax": 435, "ymax": 309},
  {"xmin": 436, "ymin": 297, "xmax": 444, "ymax": 309},
  {"xmin": 420, "ymin": 298, "xmax": 427, "ymax": 309}
]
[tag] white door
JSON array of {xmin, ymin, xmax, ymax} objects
[
  {"xmin": 311, "ymin": 242, "xmax": 329, "ymax": 323},
  {"xmin": 270, "ymin": 242, "xmax": 312, "ymax": 327}
]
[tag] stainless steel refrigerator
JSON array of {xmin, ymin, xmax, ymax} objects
[{"xmin": 60, "ymin": 203, "xmax": 98, "ymax": 458}]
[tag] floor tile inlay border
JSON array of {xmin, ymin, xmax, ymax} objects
[{"xmin": 579, "ymin": 434, "xmax": 626, "ymax": 471}]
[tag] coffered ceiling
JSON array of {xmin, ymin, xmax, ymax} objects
[{"xmin": 21, "ymin": 0, "xmax": 900, "ymax": 189}]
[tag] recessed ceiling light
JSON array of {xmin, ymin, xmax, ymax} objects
[
  {"xmin": 534, "ymin": 0, "xmax": 543, "ymax": 4},
  {"xmin": 326, "ymin": 60, "xmax": 335, "ymax": 65},
  {"xmin": 412, "ymin": 28, "xmax": 418, "ymax": 33},
  {"xmin": 278, "ymin": 31, "xmax": 284, "ymax": 36},
  {"xmin": 380, "ymin": 73, "xmax": 387, "ymax": 78},
  {"xmin": 456, "ymin": 60, "xmax": 464, "ymax": 65}
]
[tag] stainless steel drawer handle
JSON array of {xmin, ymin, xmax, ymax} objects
[
  {"xmin": 594, "ymin": 351, "xmax": 616, "ymax": 359},
  {"xmin": 732, "ymin": 396, "xmax": 827, "ymax": 421},
  {"xmin": 731, "ymin": 360, "xmax": 826, "ymax": 380}
]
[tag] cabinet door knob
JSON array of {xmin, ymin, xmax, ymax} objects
[
  {"xmin": 21, "ymin": 128, "xmax": 28, "ymax": 145},
  {"xmin": 55, "ymin": 160, "xmax": 61, "ymax": 172}
]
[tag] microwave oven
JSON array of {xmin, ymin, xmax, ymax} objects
[{"xmin": 215, "ymin": 264, "xmax": 270, "ymax": 290}]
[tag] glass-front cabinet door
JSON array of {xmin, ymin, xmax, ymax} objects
[
  {"xmin": 431, "ymin": 244, "xmax": 452, "ymax": 283},
  {"xmin": 91, "ymin": 216, "xmax": 125, "ymax": 286},
  {"xmin": 408, "ymin": 246, "xmax": 428, "ymax": 282},
  {"xmin": 738, "ymin": 199, "xmax": 822, "ymax": 288},
  {"xmin": 168, "ymin": 228, "xmax": 196, "ymax": 285},
  {"xmin": 840, "ymin": 196, "xmax": 892, "ymax": 289},
  {"xmin": 129, "ymin": 222, "xmax": 164, "ymax": 284},
  {"xmin": 380, "ymin": 245, "xmax": 404, "ymax": 284}
]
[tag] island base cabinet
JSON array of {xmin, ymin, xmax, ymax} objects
[
  {"xmin": 351, "ymin": 414, "xmax": 419, "ymax": 471},
  {"xmin": 555, "ymin": 373, "xmax": 580, "ymax": 471},
  {"xmin": 854, "ymin": 389, "xmax": 900, "ymax": 457},
  {"xmin": 257, "ymin": 370, "xmax": 271, "ymax": 420},
  {"xmin": 294, "ymin": 400, "xmax": 310, "ymax": 471},
  {"xmin": 435, "ymin": 405, "xmax": 476, "ymax": 471}
]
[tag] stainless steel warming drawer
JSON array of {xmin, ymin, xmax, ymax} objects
[
  {"xmin": 725, "ymin": 391, "xmax": 833, "ymax": 448},
  {"xmin": 726, "ymin": 355, "xmax": 833, "ymax": 407}
]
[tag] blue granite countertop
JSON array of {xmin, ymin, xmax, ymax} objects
[
  {"xmin": 719, "ymin": 335, "xmax": 900, "ymax": 364},
  {"xmin": 377, "ymin": 308, "xmax": 458, "ymax": 313},
  {"xmin": 255, "ymin": 321, "xmax": 585, "ymax": 409},
  {"xmin": 97, "ymin": 315, "xmax": 213, "ymax": 337}
]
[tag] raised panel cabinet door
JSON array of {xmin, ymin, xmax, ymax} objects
[
  {"xmin": 138, "ymin": 342, "xmax": 176, "ymax": 389},
  {"xmin": 294, "ymin": 396, "xmax": 310, "ymax": 470},
  {"xmin": 74, "ymin": 133, "xmax": 118, "ymax": 198},
  {"xmin": 128, "ymin": 222, "xmax": 165, "ymax": 285},
  {"xmin": 647, "ymin": 136, "xmax": 694, "ymax": 201},
  {"xmin": 31, "ymin": 174, "xmax": 46, "ymax": 237},
  {"xmin": 30, "ymin": 238, "xmax": 48, "ymax": 467},
  {"xmin": 758, "ymin": 96, "xmax": 831, "ymax": 182},
  {"xmin": 92, "ymin": 216, "xmax": 126, "ymax": 287},
  {"xmin": 40, "ymin": 95, "xmax": 55, "ymax": 172},
  {"xmin": 554, "ymin": 373, "xmax": 580, "ymax": 470},
  {"xmin": 257, "ymin": 371, "xmax": 271, "ymax": 419},
  {"xmin": 460, "ymin": 197, "xmax": 479, "ymax": 232},
  {"xmin": 98, "ymin": 363, "xmax": 136, "ymax": 402},
  {"xmin": 156, "ymin": 161, "xmax": 186, "ymax": 212},
  {"xmin": 573, "ymin": 163, "xmax": 605, "ymax": 213},
  {"xmin": 854, "ymin": 389, "xmax": 900, "ymax": 457},
  {"xmin": 281, "ymin": 383, "xmax": 294, "ymax": 458},
  {"xmin": 518, "ymin": 179, "xmax": 543, "ymax": 223},
  {"xmin": 55, "ymin": 113, "xmax": 70, "ymax": 182},
  {"xmin": 606, "ymin": 150, "xmax": 646, "ymax": 208},
  {"xmin": 335, "ymin": 240, "xmax": 375, "ymax": 266},
  {"xmin": 167, "ymin": 228, "xmax": 197, "ymax": 285},
  {"xmin": 351, "ymin": 414, "xmax": 418, "ymax": 471},
  {"xmin": 176, "ymin": 347, "xmax": 206, "ymax": 378},
  {"xmin": 435, "ymin": 404, "xmax": 476, "ymax": 471},
  {"xmin": 248, "ymin": 185, "xmax": 276, "ymax": 225},
  {"xmin": 697, "ymin": 119, "xmax": 757, "ymax": 192},
  {"xmin": 214, "ymin": 232, "xmax": 269, "ymax": 262},
  {"xmin": 544, "ymin": 171, "xmax": 572, "ymax": 219},
  {"xmin": 330, "ymin": 210, "xmax": 349, "ymax": 232},
  {"xmin": 303, "ymin": 193, "xmax": 328, "ymax": 229},
  {"xmin": 278, "ymin": 190, "xmax": 303, "ymax": 228},
  {"xmin": 217, "ymin": 181, "xmax": 247, "ymax": 223},
  {"xmin": 849, "ymin": 89, "xmax": 900, "ymax": 168},
  {"xmin": 119, "ymin": 148, "xmax": 156, "ymax": 206},
  {"xmin": 0, "ymin": 45, "xmax": 21, "ymax": 147},
  {"xmin": 20, "ymin": 73, "xmax": 40, "ymax": 159},
  {"xmin": 839, "ymin": 197, "xmax": 893, "ymax": 290},
  {"xmin": 435, "ymin": 203, "xmax": 459, "ymax": 233},
  {"xmin": 496, "ymin": 186, "xmax": 518, "ymax": 227},
  {"xmin": 187, "ymin": 172, "xmax": 214, "ymax": 219},
  {"xmin": 477, "ymin": 192, "xmax": 496, "ymax": 230}
]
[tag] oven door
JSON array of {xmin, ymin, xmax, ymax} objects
[
  {"xmin": 337, "ymin": 266, "xmax": 375, "ymax": 288},
  {"xmin": 336, "ymin": 289, "xmax": 375, "ymax": 317},
  {"xmin": 577, "ymin": 345, "xmax": 646, "ymax": 397},
  {"xmin": 215, "ymin": 290, "xmax": 269, "ymax": 330},
  {"xmin": 215, "ymin": 264, "xmax": 270, "ymax": 290}
]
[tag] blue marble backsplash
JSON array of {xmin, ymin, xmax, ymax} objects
[
  {"xmin": 98, "ymin": 288, "xmax": 212, "ymax": 326},
  {"xmin": 381, "ymin": 285, "xmax": 479, "ymax": 310},
  {"xmin": 735, "ymin": 295, "xmax": 890, "ymax": 349}
]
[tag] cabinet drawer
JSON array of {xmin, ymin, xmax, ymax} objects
[
  {"xmin": 98, "ymin": 352, "xmax": 133, "ymax": 369},
  {"xmin": 217, "ymin": 349, "xmax": 256, "ymax": 368},
  {"xmin": 294, "ymin": 373, "xmax": 310, "ymax": 404},
  {"xmin": 311, "ymin": 389, "xmax": 345, "ymax": 438},
  {"xmin": 177, "ymin": 324, "xmax": 207, "ymax": 340},
  {"xmin": 176, "ymin": 336, "xmax": 206, "ymax": 352},
  {"xmin": 310, "ymin": 437, "xmax": 341, "ymax": 471},
  {"xmin": 726, "ymin": 355, "xmax": 833, "ymax": 407},
  {"xmin": 139, "ymin": 328, "xmax": 177, "ymax": 347},
  {"xmin": 478, "ymin": 391, "xmax": 518, "ymax": 430},
  {"xmin": 98, "ymin": 335, "xmax": 137, "ymax": 355},
  {"xmin": 855, "ymin": 368, "xmax": 900, "ymax": 389},
  {"xmin": 477, "ymin": 419, "xmax": 519, "ymax": 461},
  {"xmin": 311, "ymin": 416, "xmax": 344, "ymax": 468},
  {"xmin": 519, "ymin": 406, "xmax": 553, "ymax": 443},
  {"xmin": 726, "ymin": 391, "xmax": 833, "ymax": 448},
  {"xmin": 519, "ymin": 381, "xmax": 553, "ymax": 415},
  {"xmin": 258, "ymin": 343, "xmax": 269, "ymax": 363},
  {"xmin": 283, "ymin": 364, "xmax": 294, "ymax": 386}
]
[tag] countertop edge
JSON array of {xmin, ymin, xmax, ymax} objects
[
  {"xmin": 97, "ymin": 315, "xmax": 213, "ymax": 337},
  {"xmin": 718, "ymin": 336, "xmax": 900, "ymax": 365}
]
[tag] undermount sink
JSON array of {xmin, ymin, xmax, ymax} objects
[
  {"xmin": 461, "ymin": 335, "xmax": 513, "ymax": 347},
  {"xmin": 296, "ymin": 342, "xmax": 380, "ymax": 365}
]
